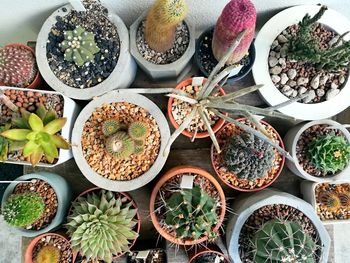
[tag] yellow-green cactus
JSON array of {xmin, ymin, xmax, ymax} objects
[{"xmin": 36, "ymin": 245, "xmax": 60, "ymax": 263}]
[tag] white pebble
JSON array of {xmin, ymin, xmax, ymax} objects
[
  {"xmin": 297, "ymin": 77, "xmax": 309, "ymax": 86},
  {"xmin": 331, "ymin": 82, "xmax": 339, "ymax": 89},
  {"xmin": 277, "ymin": 34, "xmax": 288, "ymax": 43},
  {"xmin": 287, "ymin": 69, "xmax": 297, "ymax": 80},
  {"xmin": 280, "ymin": 73, "xmax": 288, "ymax": 85},
  {"xmin": 326, "ymin": 89, "xmax": 340, "ymax": 100},
  {"xmin": 303, "ymin": 90, "xmax": 316, "ymax": 103},
  {"xmin": 270, "ymin": 66, "xmax": 282, "ymax": 75},
  {"xmin": 268, "ymin": 57, "xmax": 278, "ymax": 67},
  {"xmin": 271, "ymin": 75, "xmax": 281, "ymax": 83},
  {"xmin": 310, "ymin": 75, "xmax": 320, "ymax": 89}
]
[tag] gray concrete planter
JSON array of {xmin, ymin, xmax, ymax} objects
[
  {"xmin": 130, "ymin": 11, "xmax": 195, "ymax": 80},
  {"xmin": 36, "ymin": 4, "xmax": 137, "ymax": 100},
  {"xmin": 284, "ymin": 119, "xmax": 350, "ymax": 182},
  {"xmin": 1, "ymin": 172, "xmax": 72, "ymax": 237},
  {"xmin": 226, "ymin": 189, "xmax": 330, "ymax": 263},
  {"xmin": 71, "ymin": 90, "xmax": 170, "ymax": 192}
]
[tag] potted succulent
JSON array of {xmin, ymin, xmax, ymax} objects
[
  {"xmin": 1, "ymin": 172, "xmax": 72, "ymax": 237},
  {"xmin": 195, "ymin": 0, "xmax": 256, "ymax": 81},
  {"xmin": 253, "ymin": 5, "xmax": 350, "ymax": 120},
  {"xmin": 284, "ymin": 119, "xmax": 350, "ymax": 182},
  {"xmin": 149, "ymin": 166, "xmax": 226, "ymax": 246},
  {"xmin": 211, "ymin": 118, "xmax": 285, "ymax": 192},
  {"xmin": 0, "ymin": 44, "xmax": 41, "ymax": 89},
  {"xmin": 226, "ymin": 189, "xmax": 331, "ymax": 263},
  {"xmin": 130, "ymin": 0, "xmax": 195, "ymax": 80},
  {"xmin": 36, "ymin": 0, "xmax": 136, "ymax": 100},
  {"xmin": 24, "ymin": 232, "xmax": 77, "ymax": 263},
  {"xmin": 66, "ymin": 188, "xmax": 140, "ymax": 263},
  {"xmin": 301, "ymin": 180, "xmax": 350, "ymax": 224}
]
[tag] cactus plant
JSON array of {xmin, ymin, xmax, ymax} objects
[
  {"xmin": 66, "ymin": 190, "xmax": 139, "ymax": 263},
  {"xmin": 144, "ymin": 0, "xmax": 188, "ymax": 52},
  {"xmin": 223, "ymin": 131, "xmax": 275, "ymax": 180},
  {"xmin": 212, "ymin": 0, "xmax": 256, "ymax": 65},
  {"xmin": 0, "ymin": 45, "xmax": 37, "ymax": 87},
  {"xmin": 36, "ymin": 245, "xmax": 60, "ymax": 263},
  {"xmin": 307, "ymin": 133, "xmax": 350, "ymax": 174},
  {"xmin": 59, "ymin": 26, "xmax": 100, "ymax": 67},
  {"xmin": 106, "ymin": 131, "xmax": 135, "ymax": 159},
  {"xmin": 338, "ymin": 191, "xmax": 350, "ymax": 207},
  {"xmin": 128, "ymin": 121, "xmax": 149, "ymax": 140},
  {"xmin": 2, "ymin": 192, "xmax": 45, "ymax": 227},
  {"xmin": 253, "ymin": 219, "xmax": 317, "ymax": 263},
  {"xmin": 318, "ymin": 191, "xmax": 342, "ymax": 211},
  {"xmin": 102, "ymin": 119, "xmax": 122, "ymax": 136}
]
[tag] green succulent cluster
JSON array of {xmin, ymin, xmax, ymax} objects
[
  {"xmin": 0, "ymin": 124, "xmax": 10, "ymax": 161},
  {"xmin": 223, "ymin": 132, "xmax": 275, "ymax": 180},
  {"xmin": 307, "ymin": 133, "xmax": 350, "ymax": 174},
  {"xmin": 253, "ymin": 219, "xmax": 317, "ymax": 263},
  {"xmin": 164, "ymin": 185, "xmax": 218, "ymax": 241},
  {"xmin": 66, "ymin": 190, "xmax": 139, "ymax": 263},
  {"xmin": 36, "ymin": 245, "xmax": 60, "ymax": 263},
  {"xmin": 2, "ymin": 192, "xmax": 45, "ymax": 227}
]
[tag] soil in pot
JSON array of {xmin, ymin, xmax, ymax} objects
[
  {"xmin": 269, "ymin": 23, "xmax": 348, "ymax": 103},
  {"xmin": 127, "ymin": 249, "xmax": 167, "ymax": 263},
  {"xmin": 46, "ymin": 0, "xmax": 120, "ymax": 89},
  {"xmin": 191, "ymin": 252, "xmax": 227, "ymax": 263}
]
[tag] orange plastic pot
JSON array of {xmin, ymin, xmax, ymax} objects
[
  {"xmin": 167, "ymin": 78, "xmax": 226, "ymax": 139},
  {"xmin": 150, "ymin": 165, "xmax": 226, "ymax": 246}
]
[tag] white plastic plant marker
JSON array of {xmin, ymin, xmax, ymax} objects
[
  {"xmin": 136, "ymin": 250, "xmax": 150, "ymax": 259},
  {"xmin": 214, "ymin": 256, "xmax": 222, "ymax": 263},
  {"xmin": 227, "ymin": 65, "xmax": 243, "ymax": 78},
  {"xmin": 69, "ymin": 0, "xmax": 86, "ymax": 11},
  {"xmin": 180, "ymin": 175, "xmax": 194, "ymax": 189},
  {"xmin": 192, "ymin": 77, "xmax": 204, "ymax": 87}
]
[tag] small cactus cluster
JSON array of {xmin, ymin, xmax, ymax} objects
[
  {"xmin": 212, "ymin": 0, "xmax": 256, "ymax": 65},
  {"xmin": 145, "ymin": 0, "xmax": 188, "ymax": 52},
  {"xmin": 0, "ymin": 45, "xmax": 37, "ymax": 87},
  {"xmin": 253, "ymin": 219, "xmax": 317, "ymax": 263},
  {"xmin": 223, "ymin": 132, "xmax": 275, "ymax": 180},
  {"xmin": 102, "ymin": 119, "xmax": 149, "ymax": 159},
  {"xmin": 59, "ymin": 26, "xmax": 100, "ymax": 67},
  {"xmin": 164, "ymin": 185, "xmax": 218, "ymax": 241},
  {"xmin": 2, "ymin": 192, "xmax": 45, "ymax": 227},
  {"xmin": 35, "ymin": 245, "xmax": 61, "ymax": 263},
  {"xmin": 307, "ymin": 133, "xmax": 350, "ymax": 174}
]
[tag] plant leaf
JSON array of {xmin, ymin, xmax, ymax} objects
[
  {"xmin": 51, "ymin": 135, "xmax": 70, "ymax": 149},
  {"xmin": 9, "ymin": 141, "xmax": 27, "ymax": 152},
  {"xmin": 23, "ymin": 141, "xmax": 39, "ymax": 157},
  {"xmin": 198, "ymin": 107, "xmax": 221, "ymax": 153},
  {"xmin": 1, "ymin": 129, "xmax": 31, "ymax": 141},
  {"xmin": 43, "ymin": 109, "xmax": 57, "ymax": 126},
  {"xmin": 44, "ymin": 118, "xmax": 67, "ymax": 135},
  {"xmin": 166, "ymin": 94, "xmax": 198, "ymax": 104},
  {"xmin": 36, "ymin": 103, "xmax": 47, "ymax": 120},
  {"xmin": 28, "ymin": 113, "xmax": 44, "ymax": 132},
  {"xmin": 41, "ymin": 142, "xmax": 59, "ymax": 158},
  {"xmin": 29, "ymin": 147, "xmax": 43, "ymax": 166}
]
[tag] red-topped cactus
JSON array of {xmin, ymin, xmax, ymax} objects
[{"xmin": 212, "ymin": 0, "xmax": 256, "ymax": 65}]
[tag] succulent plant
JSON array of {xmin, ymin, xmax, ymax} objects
[
  {"xmin": 318, "ymin": 191, "xmax": 342, "ymax": 211},
  {"xmin": 338, "ymin": 191, "xmax": 350, "ymax": 207},
  {"xmin": 307, "ymin": 133, "xmax": 350, "ymax": 174},
  {"xmin": 0, "ymin": 124, "xmax": 11, "ymax": 161},
  {"xmin": 128, "ymin": 122, "xmax": 149, "ymax": 140},
  {"xmin": 223, "ymin": 131, "xmax": 275, "ymax": 180},
  {"xmin": 253, "ymin": 219, "xmax": 317, "ymax": 263},
  {"xmin": 36, "ymin": 245, "xmax": 60, "ymax": 263},
  {"xmin": 2, "ymin": 192, "xmax": 45, "ymax": 227},
  {"xmin": 0, "ymin": 45, "xmax": 37, "ymax": 87},
  {"xmin": 164, "ymin": 185, "xmax": 218, "ymax": 241},
  {"xmin": 102, "ymin": 119, "xmax": 122, "ymax": 137},
  {"xmin": 66, "ymin": 190, "xmax": 139, "ymax": 263},
  {"xmin": 212, "ymin": 0, "xmax": 256, "ymax": 65},
  {"xmin": 60, "ymin": 26, "xmax": 100, "ymax": 67},
  {"xmin": 106, "ymin": 131, "xmax": 135, "ymax": 159},
  {"xmin": 145, "ymin": 0, "xmax": 188, "ymax": 52}
]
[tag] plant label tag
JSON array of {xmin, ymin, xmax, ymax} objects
[
  {"xmin": 136, "ymin": 250, "xmax": 150, "ymax": 259},
  {"xmin": 180, "ymin": 175, "xmax": 194, "ymax": 189},
  {"xmin": 69, "ymin": 0, "xmax": 86, "ymax": 11},
  {"xmin": 214, "ymin": 255, "xmax": 222, "ymax": 263},
  {"xmin": 192, "ymin": 77, "xmax": 204, "ymax": 86}
]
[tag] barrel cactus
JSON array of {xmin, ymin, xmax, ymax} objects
[
  {"xmin": 318, "ymin": 191, "xmax": 342, "ymax": 211},
  {"xmin": 223, "ymin": 132, "xmax": 275, "ymax": 180},
  {"xmin": 36, "ymin": 245, "xmax": 60, "ymax": 263}
]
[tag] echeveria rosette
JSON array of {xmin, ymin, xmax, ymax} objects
[{"xmin": 307, "ymin": 133, "xmax": 350, "ymax": 174}]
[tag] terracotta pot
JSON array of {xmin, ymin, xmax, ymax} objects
[
  {"xmin": 188, "ymin": 244, "xmax": 231, "ymax": 263},
  {"xmin": 150, "ymin": 165, "xmax": 226, "ymax": 246},
  {"xmin": 167, "ymin": 78, "xmax": 226, "ymax": 139},
  {"xmin": 211, "ymin": 118, "xmax": 285, "ymax": 192},
  {"xmin": 24, "ymin": 232, "xmax": 77, "ymax": 263},
  {"xmin": 1, "ymin": 43, "xmax": 42, "ymax": 89}
]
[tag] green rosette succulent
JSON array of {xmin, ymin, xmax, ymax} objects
[{"xmin": 0, "ymin": 123, "xmax": 11, "ymax": 161}]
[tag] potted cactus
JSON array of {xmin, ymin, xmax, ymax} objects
[
  {"xmin": 129, "ymin": 0, "xmax": 195, "ymax": 79},
  {"xmin": 188, "ymin": 244, "xmax": 231, "ymax": 263},
  {"xmin": 36, "ymin": 0, "xmax": 136, "ymax": 100},
  {"xmin": 195, "ymin": 0, "xmax": 256, "ymax": 80},
  {"xmin": 66, "ymin": 188, "xmax": 140, "ymax": 263}
]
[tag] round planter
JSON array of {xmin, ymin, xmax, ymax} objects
[
  {"xmin": 24, "ymin": 232, "xmax": 77, "ymax": 263},
  {"xmin": 284, "ymin": 119, "xmax": 350, "ymax": 182},
  {"xmin": 188, "ymin": 244, "xmax": 231, "ymax": 263},
  {"xmin": 195, "ymin": 27, "xmax": 255, "ymax": 82},
  {"xmin": 150, "ymin": 165, "xmax": 226, "ymax": 246},
  {"xmin": 167, "ymin": 78, "xmax": 226, "ymax": 139},
  {"xmin": 211, "ymin": 119, "xmax": 285, "ymax": 192},
  {"xmin": 252, "ymin": 5, "xmax": 350, "ymax": 120},
  {"xmin": 225, "ymin": 188, "xmax": 331, "ymax": 263},
  {"xmin": 130, "ymin": 11, "xmax": 195, "ymax": 80},
  {"xmin": 1, "ymin": 172, "xmax": 72, "ymax": 237},
  {"xmin": 36, "ymin": 4, "xmax": 136, "ymax": 100},
  {"xmin": 72, "ymin": 89, "xmax": 170, "ymax": 191}
]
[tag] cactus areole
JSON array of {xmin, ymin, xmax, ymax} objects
[{"xmin": 212, "ymin": 0, "xmax": 256, "ymax": 65}]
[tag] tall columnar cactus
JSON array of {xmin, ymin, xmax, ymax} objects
[
  {"xmin": 36, "ymin": 245, "xmax": 60, "ymax": 263},
  {"xmin": 144, "ymin": 0, "xmax": 188, "ymax": 52},
  {"xmin": 0, "ymin": 45, "xmax": 37, "ymax": 87},
  {"xmin": 253, "ymin": 219, "xmax": 317, "ymax": 263},
  {"xmin": 212, "ymin": 0, "xmax": 256, "ymax": 65}
]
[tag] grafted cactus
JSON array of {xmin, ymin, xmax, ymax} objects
[{"xmin": 145, "ymin": 0, "xmax": 188, "ymax": 52}]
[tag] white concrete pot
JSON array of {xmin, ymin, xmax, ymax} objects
[
  {"xmin": 0, "ymin": 86, "xmax": 79, "ymax": 167},
  {"xmin": 284, "ymin": 119, "xmax": 350, "ymax": 182},
  {"xmin": 301, "ymin": 180, "xmax": 350, "ymax": 224},
  {"xmin": 226, "ymin": 188, "xmax": 331, "ymax": 263},
  {"xmin": 71, "ymin": 90, "xmax": 170, "ymax": 192},
  {"xmin": 36, "ymin": 4, "xmax": 137, "ymax": 100},
  {"xmin": 129, "ymin": 11, "xmax": 195, "ymax": 80},
  {"xmin": 253, "ymin": 5, "xmax": 350, "ymax": 120}
]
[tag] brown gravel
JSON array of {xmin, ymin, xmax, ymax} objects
[
  {"xmin": 128, "ymin": 249, "xmax": 167, "ymax": 263},
  {"xmin": 12, "ymin": 179, "xmax": 58, "ymax": 230},
  {"xmin": 81, "ymin": 102, "xmax": 161, "ymax": 181}
]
